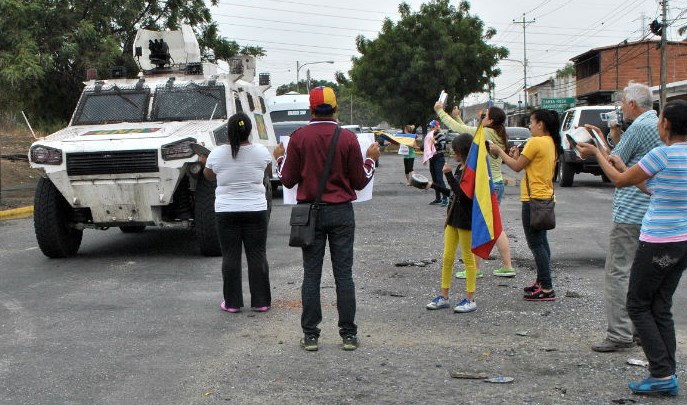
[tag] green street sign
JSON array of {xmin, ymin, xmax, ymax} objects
[{"xmin": 541, "ymin": 97, "xmax": 576, "ymax": 113}]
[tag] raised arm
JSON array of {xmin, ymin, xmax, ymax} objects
[{"xmin": 434, "ymin": 101, "xmax": 477, "ymax": 135}]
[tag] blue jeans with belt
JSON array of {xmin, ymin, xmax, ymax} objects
[
  {"xmin": 522, "ymin": 202, "xmax": 553, "ymax": 289},
  {"xmin": 301, "ymin": 203, "xmax": 357, "ymax": 338}
]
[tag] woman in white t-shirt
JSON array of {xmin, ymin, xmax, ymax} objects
[{"xmin": 203, "ymin": 112, "xmax": 273, "ymax": 313}]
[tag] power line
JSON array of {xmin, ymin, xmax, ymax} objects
[{"xmin": 216, "ymin": 2, "xmax": 384, "ymax": 23}]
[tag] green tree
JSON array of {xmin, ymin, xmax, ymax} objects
[
  {"xmin": 335, "ymin": 85, "xmax": 385, "ymax": 127},
  {"xmin": 555, "ymin": 63, "xmax": 576, "ymax": 78},
  {"xmin": 0, "ymin": 0, "xmax": 264, "ymax": 126},
  {"xmin": 347, "ymin": 0, "xmax": 508, "ymax": 127},
  {"xmin": 276, "ymin": 80, "xmax": 339, "ymax": 96}
]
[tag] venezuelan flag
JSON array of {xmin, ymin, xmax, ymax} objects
[
  {"xmin": 459, "ymin": 123, "xmax": 503, "ymax": 259},
  {"xmin": 379, "ymin": 133, "xmax": 417, "ymax": 147}
]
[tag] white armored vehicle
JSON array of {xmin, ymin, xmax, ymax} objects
[{"xmin": 28, "ymin": 25, "xmax": 277, "ymax": 258}]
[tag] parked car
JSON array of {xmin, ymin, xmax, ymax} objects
[
  {"xmin": 558, "ymin": 105, "xmax": 616, "ymax": 187},
  {"xmin": 506, "ymin": 127, "xmax": 532, "ymax": 151},
  {"xmin": 446, "ymin": 127, "xmax": 531, "ymax": 152}
]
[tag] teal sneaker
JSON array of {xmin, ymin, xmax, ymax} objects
[
  {"xmin": 493, "ymin": 268, "xmax": 516, "ymax": 277},
  {"xmin": 628, "ymin": 375, "xmax": 678, "ymax": 396},
  {"xmin": 455, "ymin": 271, "xmax": 484, "ymax": 279}
]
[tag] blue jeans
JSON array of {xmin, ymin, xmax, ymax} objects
[
  {"xmin": 522, "ymin": 202, "xmax": 553, "ymax": 289},
  {"xmin": 429, "ymin": 153, "xmax": 446, "ymax": 201},
  {"xmin": 627, "ymin": 240, "xmax": 687, "ymax": 378},
  {"xmin": 493, "ymin": 181, "xmax": 505, "ymax": 204},
  {"xmin": 301, "ymin": 203, "xmax": 357, "ymax": 338},
  {"xmin": 215, "ymin": 211, "xmax": 271, "ymax": 309}
]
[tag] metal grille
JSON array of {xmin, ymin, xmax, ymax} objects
[{"xmin": 66, "ymin": 150, "xmax": 158, "ymax": 175}]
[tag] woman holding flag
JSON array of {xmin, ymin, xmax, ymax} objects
[
  {"xmin": 434, "ymin": 102, "xmax": 516, "ymax": 278},
  {"xmin": 489, "ymin": 110, "xmax": 560, "ymax": 301}
]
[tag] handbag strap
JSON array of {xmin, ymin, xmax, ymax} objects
[{"xmin": 314, "ymin": 125, "xmax": 342, "ymax": 205}]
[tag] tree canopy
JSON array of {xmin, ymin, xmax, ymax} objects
[
  {"xmin": 274, "ymin": 79, "xmax": 384, "ymax": 126},
  {"xmin": 276, "ymin": 80, "xmax": 339, "ymax": 96},
  {"xmin": 348, "ymin": 0, "xmax": 508, "ymax": 127},
  {"xmin": 0, "ymin": 0, "xmax": 264, "ymax": 126}
]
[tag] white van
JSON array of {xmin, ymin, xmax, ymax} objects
[
  {"xmin": 558, "ymin": 105, "xmax": 616, "ymax": 187},
  {"xmin": 267, "ymin": 92, "xmax": 310, "ymax": 122}
]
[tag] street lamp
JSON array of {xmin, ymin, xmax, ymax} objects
[
  {"xmin": 296, "ymin": 60, "xmax": 334, "ymax": 93},
  {"xmin": 500, "ymin": 58, "xmax": 528, "ymax": 116}
]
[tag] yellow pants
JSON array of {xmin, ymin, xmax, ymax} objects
[{"xmin": 442, "ymin": 225, "xmax": 477, "ymax": 293}]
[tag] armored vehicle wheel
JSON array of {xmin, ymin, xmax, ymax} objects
[
  {"xmin": 33, "ymin": 177, "xmax": 83, "ymax": 258},
  {"xmin": 194, "ymin": 175, "xmax": 221, "ymax": 257},
  {"xmin": 558, "ymin": 157, "xmax": 574, "ymax": 187},
  {"xmin": 119, "ymin": 226, "xmax": 146, "ymax": 233}
]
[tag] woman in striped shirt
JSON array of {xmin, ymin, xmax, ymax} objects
[{"xmin": 577, "ymin": 99, "xmax": 687, "ymax": 397}]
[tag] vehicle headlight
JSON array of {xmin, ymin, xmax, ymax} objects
[
  {"xmin": 30, "ymin": 145, "xmax": 63, "ymax": 165},
  {"xmin": 161, "ymin": 137, "xmax": 197, "ymax": 161}
]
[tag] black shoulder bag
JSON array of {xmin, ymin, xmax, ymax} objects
[
  {"xmin": 525, "ymin": 171, "xmax": 556, "ymax": 231},
  {"xmin": 288, "ymin": 125, "xmax": 342, "ymax": 247}
]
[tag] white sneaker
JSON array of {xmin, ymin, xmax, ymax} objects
[
  {"xmin": 454, "ymin": 298, "xmax": 477, "ymax": 313},
  {"xmin": 426, "ymin": 295, "xmax": 450, "ymax": 310}
]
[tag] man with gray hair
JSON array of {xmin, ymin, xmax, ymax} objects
[{"xmin": 579, "ymin": 81, "xmax": 662, "ymax": 352}]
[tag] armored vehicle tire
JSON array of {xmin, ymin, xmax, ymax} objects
[
  {"xmin": 33, "ymin": 177, "xmax": 83, "ymax": 258},
  {"xmin": 119, "ymin": 226, "xmax": 146, "ymax": 233},
  {"xmin": 194, "ymin": 175, "xmax": 221, "ymax": 257},
  {"xmin": 558, "ymin": 157, "xmax": 575, "ymax": 187}
]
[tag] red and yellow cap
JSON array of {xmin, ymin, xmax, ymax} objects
[{"xmin": 309, "ymin": 86, "xmax": 337, "ymax": 112}]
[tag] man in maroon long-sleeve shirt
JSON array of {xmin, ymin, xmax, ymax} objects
[{"xmin": 273, "ymin": 86, "xmax": 380, "ymax": 352}]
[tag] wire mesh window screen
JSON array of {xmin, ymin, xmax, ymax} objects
[{"xmin": 152, "ymin": 83, "xmax": 227, "ymax": 121}]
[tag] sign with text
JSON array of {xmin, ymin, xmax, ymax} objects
[{"xmin": 541, "ymin": 97, "xmax": 576, "ymax": 113}]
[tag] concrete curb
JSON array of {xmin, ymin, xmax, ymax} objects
[{"xmin": 0, "ymin": 206, "xmax": 34, "ymax": 221}]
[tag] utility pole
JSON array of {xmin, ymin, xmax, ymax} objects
[
  {"xmin": 659, "ymin": 1, "xmax": 668, "ymax": 111},
  {"xmin": 513, "ymin": 13, "xmax": 535, "ymax": 116}
]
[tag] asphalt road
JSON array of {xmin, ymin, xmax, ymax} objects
[{"xmin": 1, "ymin": 153, "xmax": 685, "ymax": 404}]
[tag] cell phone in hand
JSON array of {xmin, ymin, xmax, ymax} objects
[
  {"xmin": 438, "ymin": 90, "xmax": 448, "ymax": 104},
  {"xmin": 190, "ymin": 143, "xmax": 211, "ymax": 156}
]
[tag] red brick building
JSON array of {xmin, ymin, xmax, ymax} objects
[{"xmin": 571, "ymin": 40, "xmax": 687, "ymax": 104}]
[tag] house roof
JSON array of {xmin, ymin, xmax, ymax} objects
[{"xmin": 570, "ymin": 39, "xmax": 687, "ymax": 62}]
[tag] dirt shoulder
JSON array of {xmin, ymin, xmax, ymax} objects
[{"xmin": 1, "ymin": 129, "xmax": 43, "ymax": 210}]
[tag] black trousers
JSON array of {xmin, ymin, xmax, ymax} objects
[
  {"xmin": 627, "ymin": 240, "xmax": 687, "ymax": 378},
  {"xmin": 215, "ymin": 211, "xmax": 271, "ymax": 309},
  {"xmin": 300, "ymin": 203, "xmax": 356, "ymax": 338}
]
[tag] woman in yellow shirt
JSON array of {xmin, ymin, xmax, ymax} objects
[{"xmin": 489, "ymin": 110, "xmax": 560, "ymax": 301}]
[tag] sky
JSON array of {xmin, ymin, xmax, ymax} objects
[{"xmin": 209, "ymin": 0, "xmax": 687, "ymax": 106}]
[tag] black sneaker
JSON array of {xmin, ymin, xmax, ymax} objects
[
  {"xmin": 342, "ymin": 335, "xmax": 359, "ymax": 351},
  {"xmin": 300, "ymin": 335, "xmax": 319, "ymax": 351},
  {"xmin": 523, "ymin": 280, "xmax": 540, "ymax": 293},
  {"xmin": 429, "ymin": 199, "xmax": 441, "ymax": 205}
]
